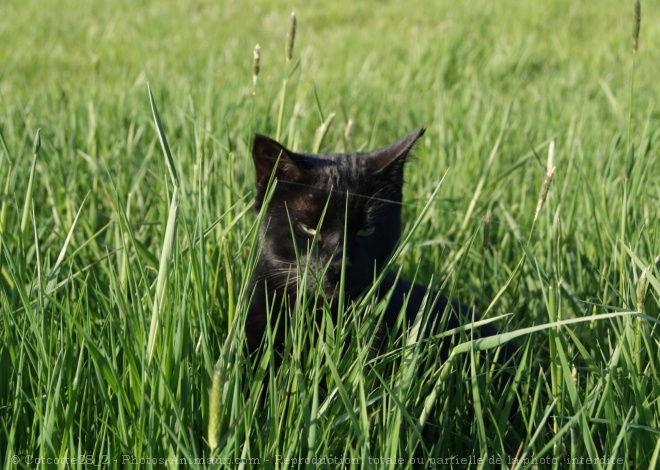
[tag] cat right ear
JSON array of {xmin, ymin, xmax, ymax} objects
[
  {"xmin": 252, "ymin": 135, "xmax": 303, "ymax": 190},
  {"xmin": 367, "ymin": 127, "xmax": 426, "ymax": 181}
]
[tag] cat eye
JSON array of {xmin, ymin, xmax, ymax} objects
[
  {"xmin": 356, "ymin": 226, "xmax": 376, "ymax": 237},
  {"xmin": 298, "ymin": 223, "xmax": 317, "ymax": 237}
]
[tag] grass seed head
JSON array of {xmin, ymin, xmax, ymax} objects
[
  {"xmin": 286, "ymin": 11, "xmax": 296, "ymax": 62},
  {"xmin": 33, "ymin": 128, "xmax": 41, "ymax": 155},
  {"xmin": 253, "ymin": 44, "xmax": 261, "ymax": 87},
  {"xmin": 636, "ymin": 268, "xmax": 647, "ymax": 313},
  {"xmin": 534, "ymin": 140, "xmax": 556, "ymax": 222},
  {"xmin": 208, "ymin": 365, "xmax": 222, "ymax": 452},
  {"xmin": 632, "ymin": 0, "xmax": 641, "ymax": 52}
]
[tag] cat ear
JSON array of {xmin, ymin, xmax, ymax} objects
[
  {"xmin": 252, "ymin": 135, "xmax": 304, "ymax": 189},
  {"xmin": 367, "ymin": 127, "xmax": 426, "ymax": 177}
]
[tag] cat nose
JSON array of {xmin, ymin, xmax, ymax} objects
[{"xmin": 326, "ymin": 255, "xmax": 352, "ymax": 285}]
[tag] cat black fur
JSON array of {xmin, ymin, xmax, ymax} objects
[{"xmin": 245, "ymin": 128, "xmax": 515, "ymax": 363}]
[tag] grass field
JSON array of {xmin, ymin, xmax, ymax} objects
[{"xmin": 1, "ymin": 0, "xmax": 659, "ymax": 467}]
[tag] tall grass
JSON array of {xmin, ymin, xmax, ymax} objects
[{"xmin": 1, "ymin": 0, "xmax": 659, "ymax": 467}]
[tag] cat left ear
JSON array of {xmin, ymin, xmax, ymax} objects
[
  {"xmin": 252, "ymin": 135, "xmax": 303, "ymax": 189},
  {"xmin": 368, "ymin": 127, "xmax": 426, "ymax": 177}
]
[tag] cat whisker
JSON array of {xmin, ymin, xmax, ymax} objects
[
  {"xmin": 272, "ymin": 279, "xmax": 295, "ymax": 291},
  {"xmin": 262, "ymin": 256, "xmax": 300, "ymax": 267},
  {"xmin": 254, "ymin": 269, "xmax": 297, "ymax": 282},
  {"xmin": 253, "ymin": 274, "xmax": 295, "ymax": 291},
  {"xmin": 370, "ymin": 186, "xmax": 390, "ymax": 201}
]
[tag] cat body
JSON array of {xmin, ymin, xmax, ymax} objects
[{"xmin": 245, "ymin": 128, "xmax": 507, "ymax": 360}]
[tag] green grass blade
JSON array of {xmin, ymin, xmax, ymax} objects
[
  {"xmin": 148, "ymin": 84, "xmax": 180, "ymax": 189},
  {"xmin": 147, "ymin": 187, "xmax": 179, "ymax": 363}
]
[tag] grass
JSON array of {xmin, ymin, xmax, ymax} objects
[{"xmin": 1, "ymin": 0, "xmax": 659, "ymax": 467}]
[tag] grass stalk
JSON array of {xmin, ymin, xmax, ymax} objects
[
  {"xmin": 146, "ymin": 86, "xmax": 182, "ymax": 363},
  {"xmin": 1, "ymin": 2, "xmax": 658, "ymax": 465},
  {"xmin": 20, "ymin": 129, "xmax": 41, "ymax": 239},
  {"xmin": 146, "ymin": 185, "xmax": 179, "ymax": 363}
]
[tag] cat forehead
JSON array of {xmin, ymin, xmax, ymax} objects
[
  {"xmin": 303, "ymin": 153, "xmax": 372, "ymax": 187},
  {"xmin": 287, "ymin": 157, "xmax": 390, "ymax": 215},
  {"xmin": 288, "ymin": 187, "xmax": 379, "ymax": 226}
]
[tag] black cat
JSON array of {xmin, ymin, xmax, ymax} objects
[{"xmin": 245, "ymin": 128, "xmax": 515, "ymax": 362}]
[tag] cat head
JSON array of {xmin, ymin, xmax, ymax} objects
[{"xmin": 251, "ymin": 128, "xmax": 425, "ymax": 301}]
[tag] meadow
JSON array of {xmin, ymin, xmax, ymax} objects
[{"xmin": 1, "ymin": 0, "xmax": 659, "ymax": 467}]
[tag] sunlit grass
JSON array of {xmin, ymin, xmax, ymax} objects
[{"xmin": 1, "ymin": 0, "xmax": 659, "ymax": 467}]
